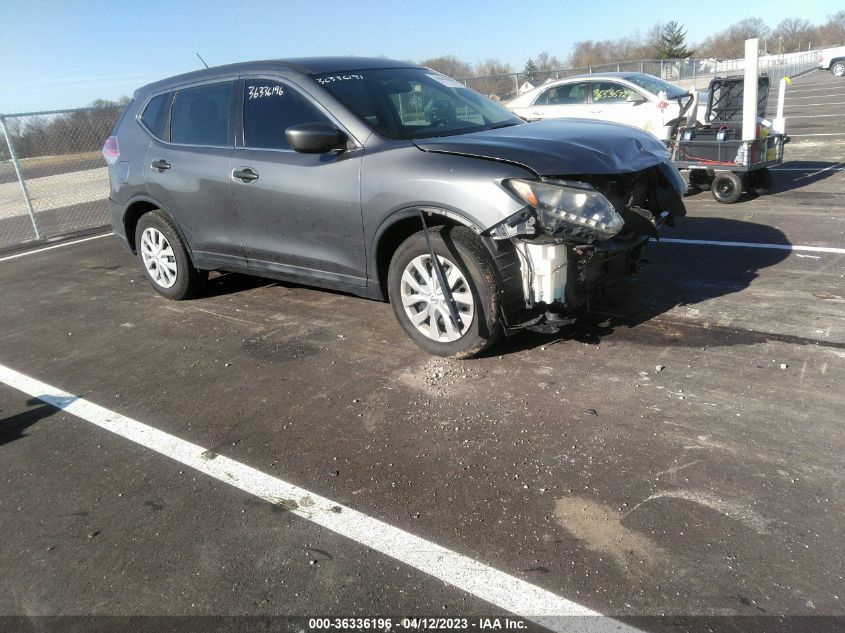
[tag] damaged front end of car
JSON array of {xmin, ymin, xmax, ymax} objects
[{"xmin": 484, "ymin": 161, "xmax": 687, "ymax": 333}]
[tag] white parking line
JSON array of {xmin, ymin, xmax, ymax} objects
[
  {"xmin": 777, "ymin": 85, "xmax": 845, "ymax": 93},
  {"xmin": 772, "ymin": 92, "xmax": 845, "ymax": 100},
  {"xmin": 0, "ymin": 233, "xmax": 113, "ymax": 262},
  {"xmin": 783, "ymin": 113, "xmax": 842, "ymax": 118},
  {"xmin": 771, "ymin": 167, "xmax": 845, "ymax": 172},
  {"xmin": 654, "ymin": 238, "xmax": 845, "ymax": 254},
  {"xmin": 789, "ymin": 133, "xmax": 845, "ymax": 137},
  {"xmin": 0, "ymin": 362, "xmax": 637, "ymax": 633}
]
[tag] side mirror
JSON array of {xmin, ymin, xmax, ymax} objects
[
  {"xmin": 285, "ymin": 122, "xmax": 348, "ymax": 154},
  {"xmin": 626, "ymin": 92, "xmax": 648, "ymax": 105}
]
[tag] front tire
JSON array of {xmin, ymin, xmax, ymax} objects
[
  {"xmin": 387, "ymin": 225, "xmax": 501, "ymax": 358},
  {"xmin": 136, "ymin": 210, "xmax": 207, "ymax": 300},
  {"xmin": 711, "ymin": 172, "xmax": 743, "ymax": 204}
]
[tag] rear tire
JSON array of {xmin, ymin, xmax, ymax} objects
[
  {"xmin": 135, "ymin": 210, "xmax": 207, "ymax": 300},
  {"xmin": 747, "ymin": 167, "xmax": 773, "ymax": 196},
  {"xmin": 688, "ymin": 169, "xmax": 713, "ymax": 192},
  {"xmin": 831, "ymin": 61, "xmax": 845, "ymax": 78},
  {"xmin": 387, "ymin": 225, "xmax": 501, "ymax": 358},
  {"xmin": 711, "ymin": 172, "xmax": 743, "ymax": 204}
]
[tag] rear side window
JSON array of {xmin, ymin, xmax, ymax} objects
[
  {"xmin": 140, "ymin": 93, "xmax": 169, "ymax": 139},
  {"xmin": 171, "ymin": 82, "xmax": 234, "ymax": 146},
  {"xmin": 242, "ymin": 79, "xmax": 331, "ymax": 150},
  {"xmin": 534, "ymin": 82, "xmax": 589, "ymax": 106}
]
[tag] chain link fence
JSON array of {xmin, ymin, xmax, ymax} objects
[
  {"xmin": 461, "ymin": 51, "xmax": 822, "ymax": 101},
  {"xmin": 0, "ymin": 105, "xmax": 124, "ymax": 250}
]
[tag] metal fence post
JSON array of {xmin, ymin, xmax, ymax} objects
[{"xmin": 0, "ymin": 115, "xmax": 43, "ymax": 240}]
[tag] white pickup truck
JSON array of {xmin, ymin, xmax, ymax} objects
[{"xmin": 819, "ymin": 46, "xmax": 845, "ymax": 77}]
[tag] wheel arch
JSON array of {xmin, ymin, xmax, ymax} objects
[
  {"xmin": 370, "ymin": 206, "xmax": 484, "ymax": 301},
  {"xmin": 123, "ymin": 196, "xmax": 190, "ymax": 255}
]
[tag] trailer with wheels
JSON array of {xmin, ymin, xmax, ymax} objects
[{"xmin": 669, "ymin": 75, "xmax": 785, "ymax": 204}]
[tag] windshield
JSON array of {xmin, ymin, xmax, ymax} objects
[
  {"xmin": 625, "ymin": 74, "xmax": 689, "ymax": 99},
  {"xmin": 313, "ymin": 68, "xmax": 523, "ymax": 140}
]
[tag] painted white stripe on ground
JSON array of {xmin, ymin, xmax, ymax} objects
[
  {"xmin": 772, "ymin": 92, "xmax": 845, "ymax": 100},
  {"xmin": 0, "ymin": 362, "xmax": 636, "ymax": 633},
  {"xmin": 776, "ymin": 85, "xmax": 845, "ymax": 92},
  {"xmin": 770, "ymin": 167, "xmax": 845, "ymax": 172},
  {"xmin": 790, "ymin": 133, "xmax": 845, "ymax": 137},
  {"xmin": 783, "ymin": 113, "xmax": 842, "ymax": 118},
  {"xmin": 654, "ymin": 238, "xmax": 845, "ymax": 254},
  {"xmin": 0, "ymin": 233, "xmax": 113, "ymax": 262},
  {"xmin": 780, "ymin": 101, "xmax": 845, "ymax": 107}
]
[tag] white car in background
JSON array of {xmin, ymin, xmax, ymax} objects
[
  {"xmin": 506, "ymin": 72, "xmax": 694, "ymax": 141},
  {"xmin": 819, "ymin": 46, "xmax": 845, "ymax": 77}
]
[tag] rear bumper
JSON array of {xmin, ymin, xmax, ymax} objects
[{"xmin": 108, "ymin": 198, "xmax": 131, "ymax": 251}]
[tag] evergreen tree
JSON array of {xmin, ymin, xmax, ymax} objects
[
  {"xmin": 655, "ymin": 21, "xmax": 694, "ymax": 59},
  {"xmin": 524, "ymin": 58, "xmax": 539, "ymax": 82}
]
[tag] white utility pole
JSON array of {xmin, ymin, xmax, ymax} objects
[{"xmin": 742, "ymin": 38, "xmax": 760, "ymax": 141}]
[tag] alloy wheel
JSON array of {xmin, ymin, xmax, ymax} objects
[
  {"xmin": 140, "ymin": 227, "xmax": 178, "ymax": 289},
  {"xmin": 400, "ymin": 254, "xmax": 474, "ymax": 342}
]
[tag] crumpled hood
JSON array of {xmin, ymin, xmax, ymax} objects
[{"xmin": 413, "ymin": 119, "xmax": 680, "ymax": 183}]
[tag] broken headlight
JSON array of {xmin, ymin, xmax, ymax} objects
[{"xmin": 503, "ymin": 179, "xmax": 624, "ymax": 240}]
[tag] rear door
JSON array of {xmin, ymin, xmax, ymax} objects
[
  {"xmin": 527, "ymin": 81, "xmax": 591, "ymax": 120},
  {"xmin": 144, "ymin": 80, "xmax": 244, "ymax": 266},
  {"xmin": 230, "ymin": 77, "xmax": 365, "ymax": 286}
]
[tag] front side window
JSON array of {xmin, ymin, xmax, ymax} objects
[
  {"xmin": 535, "ymin": 82, "xmax": 589, "ymax": 106},
  {"xmin": 170, "ymin": 82, "xmax": 234, "ymax": 146},
  {"xmin": 314, "ymin": 68, "xmax": 522, "ymax": 141},
  {"xmin": 141, "ymin": 93, "xmax": 170, "ymax": 139},
  {"xmin": 591, "ymin": 82, "xmax": 636, "ymax": 104},
  {"xmin": 242, "ymin": 79, "xmax": 331, "ymax": 150}
]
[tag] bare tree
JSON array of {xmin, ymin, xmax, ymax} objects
[
  {"xmin": 467, "ymin": 59, "xmax": 515, "ymax": 100},
  {"xmin": 772, "ymin": 18, "xmax": 814, "ymax": 53},
  {"xmin": 698, "ymin": 18, "xmax": 771, "ymax": 58},
  {"xmin": 419, "ymin": 55, "xmax": 474, "ymax": 79},
  {"xmin": 534, "ymin": 51, "xmax": 564, "ymax": 71},
  {"xmin": 818, "ymin": 10, "xmax": 845, "ymax": 46}
]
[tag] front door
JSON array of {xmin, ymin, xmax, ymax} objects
[
  {"xmin": 231, "ymin": 77, "xmax": 365, "ymax": 286},
  {"xmin": 587, "ymin": 81, "xmax": 652, "ymax": 131}
]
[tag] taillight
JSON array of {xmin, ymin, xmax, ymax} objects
[{"xmin": 102, "ymin": 135, "xmax": 120, "ymax": 164}]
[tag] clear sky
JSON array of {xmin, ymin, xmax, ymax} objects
[{"xmin": 0, "ymin": 0, "xmax": 834, "ymax": 113}]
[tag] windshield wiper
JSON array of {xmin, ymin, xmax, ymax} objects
[{"xmin": 489, "ymin": 121, "xmax": 520, "ymax": 130}]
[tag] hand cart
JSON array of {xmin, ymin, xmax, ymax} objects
[{"xmin": 669, "ymin": 75, "xmax": 786, "ymax": 204}]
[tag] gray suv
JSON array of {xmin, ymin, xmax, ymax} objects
[{"xmin": 105, "ymin": 57, "xmax": 686, "ymax": 357}]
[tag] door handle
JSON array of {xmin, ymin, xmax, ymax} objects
[
  {"xmin": 232, "ymin": 167, "xmax": 259, "ymax": 183},
  {"xmin": 151, "ymin": 159, "xmax": 170, "ymax": 171}
]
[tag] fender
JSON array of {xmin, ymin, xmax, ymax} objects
[
  {"xmin": 368, "ymin": 205, "xmax": 485, "ymax": 291},
  {"xmin": 368, "ymin": 205, "xmax": 526, "ymax": 324},
  {"xmin": 123, "ymin": 194, "xmax": 194, "ymax": 255}
]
